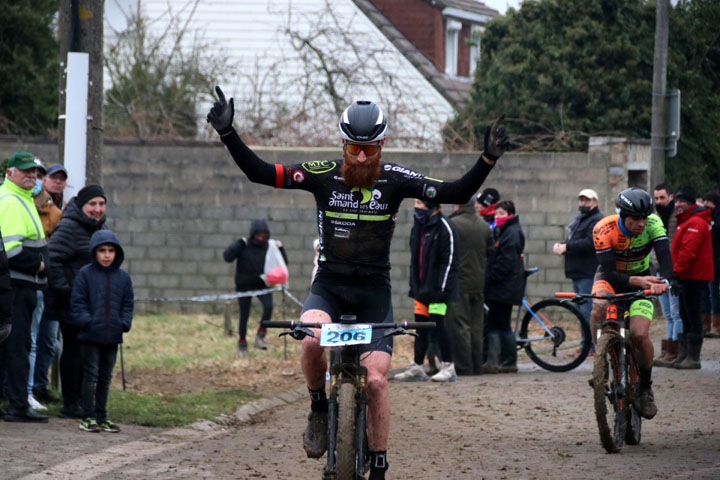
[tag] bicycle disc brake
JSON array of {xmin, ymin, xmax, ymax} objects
[{"xmin": 548, "ymin": 326, "xmax": 566, "ymax": 354}]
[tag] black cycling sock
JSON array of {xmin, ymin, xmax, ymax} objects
[
  {"xmin": 308, "ymin": 387, "xmax": 328, "ymax": 412},
  {"xmin": 639, "ymin": 367, "xmax": 652, "ymax": 388},
  {"xmin": 368, "ymin": 450, "xmax": 388, "ymax": 479}
]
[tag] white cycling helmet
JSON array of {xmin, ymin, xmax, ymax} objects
[{"xmin": 338, "ymin": 101, "xmax": 387, "ymax": 144}]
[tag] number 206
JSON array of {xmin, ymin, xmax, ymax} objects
[{"xmin": 326, "ymin": 330, "xmax": 367, "ymax": 343}]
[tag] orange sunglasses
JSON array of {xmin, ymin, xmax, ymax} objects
[{"xmin": 345, "ymin": 143, "xmax": 381, "ymax": 156}]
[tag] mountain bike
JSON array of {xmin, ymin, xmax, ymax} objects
[
  {"xmin": 555, "ymin": 289, "xmax": 653, "ymax": 453},
  {"xmin": 262, "ymin": 315, "xmax": 434, "ymax": 480},
  {"xmin": 513, "ymin": 268, "xmax": 592, "ymax": 372}
]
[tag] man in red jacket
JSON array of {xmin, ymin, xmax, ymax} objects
[{"xmin": 671, "ymin": 186, "xmax": 713, "ymax": 369}]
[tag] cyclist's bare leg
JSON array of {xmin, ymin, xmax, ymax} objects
[
  {"xmin": 590, "ymin": 290, "xmax": 610, "ymax": 345},
  {"xmin": 300, "ymin": 309, "xmax": 331, "ymax": 390},
  {"xmin": 629, "ymin": 315, "xmax": 653, "ymax": 369},
  {"xmin": 361, "ymin": 350, "xmax": 392, "ymax": 451}
]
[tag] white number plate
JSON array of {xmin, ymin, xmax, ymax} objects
[{"xmin": 320, "ymin": 323, "xmax": 372, "ymax": 347}]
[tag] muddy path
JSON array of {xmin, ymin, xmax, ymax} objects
[{"xmin": 3, "ymin": 337, "xmax": 720, "ymax": 480}]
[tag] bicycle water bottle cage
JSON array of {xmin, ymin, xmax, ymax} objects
[{"xmin": 279, "ymin": 327, "xmax": 315, "ymax": 340}]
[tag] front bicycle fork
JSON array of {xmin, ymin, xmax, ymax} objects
[
  {"xmin": 324, "ymin": 347, "xmax": 368, "ymax": 479},
  {"xmin": 603, "ymin": 305, "xmax": 628, "ymax": 406}
]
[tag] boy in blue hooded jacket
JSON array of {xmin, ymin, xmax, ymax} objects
[{"xmin": 71, "ymin": 230, "xmax": 133, "ymax": 433}]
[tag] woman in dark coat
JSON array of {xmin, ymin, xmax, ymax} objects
[
  {"xmin": 484, "ymin": 200, "xmax": 526, "ymax": 373},
  {"xmin": 45, "ymin": 185, "xmax": 107, "ymax": 418}
]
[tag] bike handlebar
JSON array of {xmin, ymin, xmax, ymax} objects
[
  {"xmin": 555, "ymin": 289, "xmax": 654, "ymax": 300},
  {"xmin": 261, "ymin": 321, "xmax": 436, "ymax": 329}
]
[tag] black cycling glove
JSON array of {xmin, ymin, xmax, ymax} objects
[
  {"xmin": 207, "ymin": 86, "xmax": 235, "ymax": 136},
  {"xmin": 483, "ymin": 114, "xmax": 510, "ymax": 162}
]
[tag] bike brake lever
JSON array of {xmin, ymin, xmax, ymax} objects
[
  {"xmin": 383, "ymin": 327, "xmax": 418, "ymax": 338},
  {"xmin": 279, "ymin": 327, "xmax": 315, "ymax": 340}
]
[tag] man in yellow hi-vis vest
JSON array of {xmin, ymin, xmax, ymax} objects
[{"xmin": 0, "ymin": 152, "xmax": 49, "ymax": 423}]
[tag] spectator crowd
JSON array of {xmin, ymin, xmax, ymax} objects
[{"xmin": 2, "ymin": 150, "xmax": 717, "ymax": 436}]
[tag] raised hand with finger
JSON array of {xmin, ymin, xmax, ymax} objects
[{"xmin": 207, "ymin": 86, "xmax": 235, "ymax": 136}]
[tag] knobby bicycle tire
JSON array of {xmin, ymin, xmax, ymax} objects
[
  {"xmin": 593, "ymin": 332, "xmax": 626, "ymax": 453},
  {"xmin": 335, "ymin": 382, "xmax": 357, "ymax": 479},
  {"xmin": 624, "ymin": 347, "xmax": 642, "ymax": 445},
  {"xmin": 520, "ymin": 299, "xmax": 591, "ymax": 372}
]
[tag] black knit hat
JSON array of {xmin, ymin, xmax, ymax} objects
[
  {"xmin": 76, "ymin": 184, "xmax": 106, "ymax": 207},
  {"xmin": 675, "ymin": 186, "xmax": 696, "ymax": 205}
]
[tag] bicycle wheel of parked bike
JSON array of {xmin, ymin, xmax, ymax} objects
[
  {"xmin": 335, "ymin": 382, "xmax": 357, "ymax": 479},
  {"xmin": 520, "ymin": 299, "xmax": 591, "ymax": 372},
  {"xmin": 593, "ymin": 332, "xmax": 626, "ymax": 453},
  {"xmin": 624, "ymin": 345, "xmax": 642, "ymax": 445}
]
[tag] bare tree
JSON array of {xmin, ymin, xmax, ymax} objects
[
  {"xmin": 103, "ymin": 0, "xmax": 230, "ymax": 139},
  {"xmin": 230, "ymin": 0, "xmax": 450, "ymax": 149}
]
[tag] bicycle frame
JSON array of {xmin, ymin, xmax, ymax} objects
[
  {"xmin": 262, "ymin": 317, "xmax": 434, "ymax": 479},
  {"xmin": 514, "ymin": 297, "xmax": 556, "ymax": 345}
]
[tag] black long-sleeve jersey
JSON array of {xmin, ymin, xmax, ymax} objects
[{"xmin": 221, "ymin": 130, "xmax": 494, "ymax": 275}]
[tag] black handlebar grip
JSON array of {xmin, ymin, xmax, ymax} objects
[{"xmin": 402, "ymin": 322, "xmax": 437, "ymax": 329}]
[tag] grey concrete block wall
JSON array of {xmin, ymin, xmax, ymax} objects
[{"xmin": 1, "ymin": 137, "xmax": 648, "ymax": 317}]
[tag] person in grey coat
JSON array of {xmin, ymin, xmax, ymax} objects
[{"xmin": 445, "ymin": 200, "xmax": 494, "ymax": 375}]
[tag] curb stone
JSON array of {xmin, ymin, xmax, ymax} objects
[{"xmin": 193, "ymin": 386, "xmax": 307, "ymax": 430}]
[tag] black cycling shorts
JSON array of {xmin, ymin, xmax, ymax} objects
[{"xmin": 302, "ymin": 270, "xmax": 394, "ymax": 355}]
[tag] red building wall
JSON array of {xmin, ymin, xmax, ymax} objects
[
  {"xmin": 369, "ymin": 0, "xmax": 446, "ymax": 72},
  {"xmin": 457, "ymin": 24, "xmax": 471, "ymax": 77}
]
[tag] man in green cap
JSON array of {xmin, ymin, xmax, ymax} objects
[{"xmin": 0, "ymin": 152, "xmax": 49, "ymax": 422}]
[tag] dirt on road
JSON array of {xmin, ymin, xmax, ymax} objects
[{"xmin": 2, "ymin": 334, "xmax": 720, "ymax": 480}]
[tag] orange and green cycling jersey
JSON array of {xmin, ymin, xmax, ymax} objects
[{"xmin": 592, "ymin": 213, "xmax": 673, "ymax": 290}]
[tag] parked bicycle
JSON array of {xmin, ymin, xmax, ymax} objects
[
  {"xmin": 556, "ymin": 289, "xmax": 654, "ymax": 453},
  {"xmin": 512, "ymin": 268, "xmax": 592, "ymax": 372},
  {"xmin": 262, "ymin": 315, "xmax": 433, "ymax": 480}
]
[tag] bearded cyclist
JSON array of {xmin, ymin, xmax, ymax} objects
[
  {"xmin": 590, "ymin": 187, "xmax": 673, "ymax": 420},
  {"xmin": 207, "ymin": 86, "xmax": 509, "ymax": 479}
]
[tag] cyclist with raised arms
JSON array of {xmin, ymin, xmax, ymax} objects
[
  {"xmin": 207, "ymin": 86, "xmax": 509, "ymax": 479},
  {"xmin": 591, "ymin": 187, "xmax": 673, "ymax": 420}
]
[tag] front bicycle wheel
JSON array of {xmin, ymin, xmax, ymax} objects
[
  {"xmin": 624, "ymin": 344, "xmax": 642, "ymax": 445},
  {"xmin": 335, "ymin": 382, "xmax": 357, "ymax": 479},
  {"xmin": 520, "ymin": 299, "xmax": 591, "ymax": 372},
  {"xmin": 593, "ymin": 332, "xmax": 626, "ymax": 453}
]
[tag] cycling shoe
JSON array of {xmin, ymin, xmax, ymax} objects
[{"xmin": 303, "ymin": 410, "xmax": 328, "ymax": 458}]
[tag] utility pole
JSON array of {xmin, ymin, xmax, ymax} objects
[
  {"xmin": 650, "ymin": 0, "xmax": 669, "ymax": 189},
  {"xmin": 57, "ymin": 0, "xmax": 105, "ymax": 184}
]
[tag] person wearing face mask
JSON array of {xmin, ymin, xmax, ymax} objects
[
  {"xmin": 484, "ymin": 200, "xmax": 526, "ymax": 374},
  {"xmin": 0, "ymin": 152, "xmax": 49, "ymax": 422},
  {"xmin": 25, "ymin": 159, "xmax": 62, "ymax": 412},
  {"xmin": 46, "ymin": 184, "xmax": 108, "ymax": 419},
  {"xmin": 553, "ymin": 189, "xmax": 603, "ymax": 335},
  {"xmin": 223, "ymin": 219, "xmax": 287, "ymax": 355},
  {"xmin": 394, "ymin": 199, "xmax": 459, "ymax": 382},
  {"xmin": 650, "ymin": 183, "xmax": 682, "ymax": 367}
]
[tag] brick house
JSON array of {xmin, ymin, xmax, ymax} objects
[
  {"xmin": 357, "ymin": 0, "xmax": 498, "ymax": 107},
  {"xmin": 105, "ymin": 0, "xmax": 498, "ymax": 147}
]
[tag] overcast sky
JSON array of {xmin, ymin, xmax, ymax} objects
[{"xmin": 483, "ymin": 0, "xmax": 523, "ymax": 15}]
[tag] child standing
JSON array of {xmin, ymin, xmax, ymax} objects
[{"xmin": 70, "ymin": 230, "xmax": 133, "ymax": 433}]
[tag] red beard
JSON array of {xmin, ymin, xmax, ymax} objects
[{"xmin": 341, "ymin": 151, "xmax": 381, "ymax": 189}]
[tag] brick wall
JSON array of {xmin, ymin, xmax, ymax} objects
[
  {"xmin": 1, "ymin": 137, "xmax": 648, "ymax": 317},
  {"xmin": 369, "ymin": 0, "xmax": 444, "ymax": 71}
]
